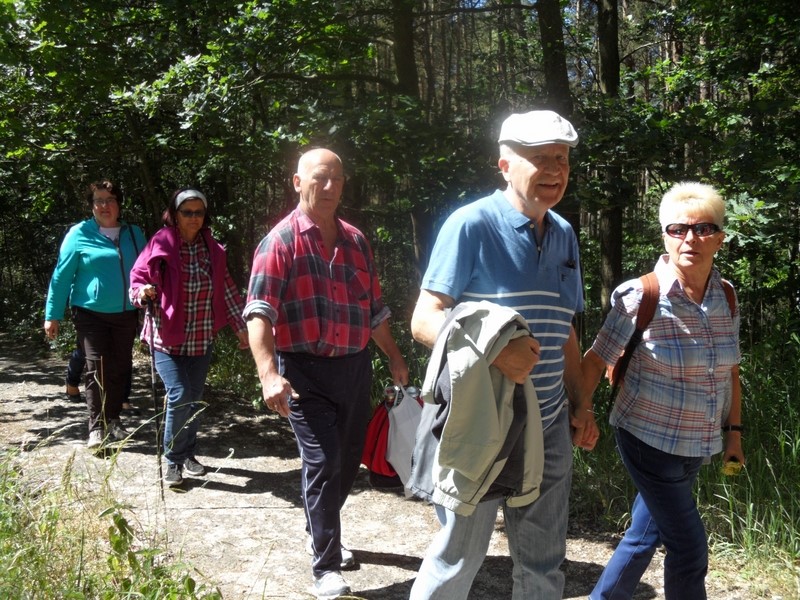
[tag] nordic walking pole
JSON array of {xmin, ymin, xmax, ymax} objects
[{"xmin": 146, "ymin": 297, "xmax": 165, "ymax": 502}]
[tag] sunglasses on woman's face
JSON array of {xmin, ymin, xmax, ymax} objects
[
  {"xmin": 664, "ymin": 223, "xmax": 720, "ymax": 238},
  {"xmin": 178, "ymin": 209, "xmax": 206, "ymax": 219}
]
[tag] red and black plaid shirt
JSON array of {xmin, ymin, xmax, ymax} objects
[{"xmin": 244, "ymin": 208, "xmax": 390, "ymax": 357}]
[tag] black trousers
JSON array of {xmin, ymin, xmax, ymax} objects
[
  {"xmin": 283, "ymin": 348, "xmax": 372, "ymax": 576},
  {"xmin": 65, "ymin": 341, "xmax": 132, "ymax": 401},
  {"xmin": 72, "ymin": 307, "xmax": 138, "ymax": 433}
]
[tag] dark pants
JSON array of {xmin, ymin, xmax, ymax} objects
[
  {"xmin": 72, "ymin": 308, "xmax": 138, "ymax": 433},
  {"xmin": 283, "ymin": 349, "xmax": 372, "ymax": 577},
  {"xmin": 66, "ymin": 344, "xmax": 85, "ymax": 387},
  {"xmin": 66, "ymin": 341, "xmax": 133, "ymax": 400}
]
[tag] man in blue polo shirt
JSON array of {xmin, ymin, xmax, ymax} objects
[{"xmin": 409, "ymin": 110, "xmax": 599, "ymax": 599}]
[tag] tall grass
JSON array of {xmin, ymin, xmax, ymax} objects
[
  {"xmin": 698, "ymin": 330, "xmax": 800, "ymax": 592},
  {"xmin": 0, "ymin": 447, "xmax": 221, "ymax": 599}
]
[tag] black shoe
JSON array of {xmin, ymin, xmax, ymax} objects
[
  {"xmin": 121, "ymin": 402, "xmax": 141, "ymax": 417},
  {"xmin": 183, "ymin": 457, "xmax": 206, "ymax": 477},
  {"xmin": 164, "ymin": 463, "xmax": 183, "ymax": 487}
]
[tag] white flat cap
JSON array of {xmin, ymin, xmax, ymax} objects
[{"xmin": 498, "ymin": 110, "xmax": 578, "ymax": 147}]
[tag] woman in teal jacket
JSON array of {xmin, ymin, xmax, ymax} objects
[{"xmin": 44, "ymin": 180, "xmax": 146, "ymax": 449}]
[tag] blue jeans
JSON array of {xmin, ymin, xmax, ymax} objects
[
  {"xmin": 155, "ymin": 347, "xmax": 213, "ymax": 466},
  {"xmin": 66, "ymin": 344, "xmax": 85, "ymax": 387},
  {"xmin": 590, "ymin": 427, "xmax": 707, "ymax": 600},
  {"xmin": 410, "ymin": 406, "xmax": 573, "ymax": 600}
]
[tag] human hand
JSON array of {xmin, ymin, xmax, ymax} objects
[
  {"xmin": 388, "ymin": 354, "xmax": 409, "ymax": 387},
  {"xmin": 258, "ymin": 373, "xmax": 297, "ymax": 418},
  {"xmin": 236, "ymin": 329, "xmax": 250, "ymax": 350},
  {"xmin": 492, "ymin": 335, "xmax": 540, "ymax": 384},
  {"xmin": 722, "ymin": 434, "xmax": 744, "ymax": 467},
  {"xmin": 139, "ymin": 284, "xmax": 158, "ymax": 303},
  {"xmin": 570, "ymin": 405, "xmax": 599, "ymax": 450},
  {"xmin": 43, "ymin": 320, "xmax": 59, "ymax": 341}
]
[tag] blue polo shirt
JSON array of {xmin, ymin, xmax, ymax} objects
[{"xmin": 422, "ymin": 189, "xmax": 584, "ymax": 428}]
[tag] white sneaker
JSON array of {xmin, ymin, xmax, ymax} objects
[
  {"xmin": 310, "ymin": 571, "xmax": 350, "ymax": 599},
  {"xmin": 107, "ymin": 420, "xmax": 129, "ymax": 442},
  {"xmin": 87, "ymin": 429, "xmax": 103, "ymax": 449},
  {"xmin": 305, "ymin": 535, "xmax": 356, "ymax": 569}
]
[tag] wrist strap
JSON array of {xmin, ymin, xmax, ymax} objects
[{"xmin": 722, "ymin": 424, "xmax": 744, "ymax": 433}]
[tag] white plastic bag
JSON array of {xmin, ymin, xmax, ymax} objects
[{"xmin": 386, "ymin": 386, "xmax": 423, "ymax": 487}]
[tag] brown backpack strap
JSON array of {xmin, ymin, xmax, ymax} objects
[
  {"xmin": 608, "ymin": 271, "xmax": 660, "ymax": 390},
  {"xmin": 637, "ymin": 272, "xmax": 661, "ymax": 331},
  {"xmin": 607, "ymin": 274, "xmax": 735, "ymax": 402},
  {"xmin": 721, "ymin": 279, "xmax": 736, "ymax": 317}
]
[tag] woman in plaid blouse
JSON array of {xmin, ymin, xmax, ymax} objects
[{"xmin": 581, "ymin": 182, "xmax": 744, "ymax": 600}]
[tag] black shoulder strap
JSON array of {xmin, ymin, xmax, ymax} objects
[
  {"xmin": 608, "ymin": 271, "xmax": 660, "ymax": 399},
  {"xmin": 129, "ymin": 225, "xmax": 140, "ymax": 256}
]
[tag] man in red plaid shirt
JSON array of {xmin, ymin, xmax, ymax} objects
[{"xmin": 244, "ymin": 147, "xmax": 408, "ymax": 600}]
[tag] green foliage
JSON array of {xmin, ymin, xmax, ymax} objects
[
  {"xmin": 3, "ymin": 0, "xmax": 800, "ymax": 584},
  {"xmin": 698, "ymin": 324, "xmax": 800, "ymax": 586},
  {"xmin": 0, "ymin": 450, "xmax": 221, "ymax": 599},
  {"xmin": 206, "ymin": 328, "xmax": 260, "ymax": 406}
]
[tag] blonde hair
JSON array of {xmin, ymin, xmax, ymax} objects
[{"xmin": 659, "ymin": 182, "xmax": 725, "ymax": 229}]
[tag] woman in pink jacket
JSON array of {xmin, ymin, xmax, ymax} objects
[{"xmin": 129, "ymin": 188, "xmax": 248, "ymax": 487}]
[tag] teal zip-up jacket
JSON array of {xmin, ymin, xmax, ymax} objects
[{"xmin": 45, "ymin": 218, "xmax": 146, "ymax": 320}]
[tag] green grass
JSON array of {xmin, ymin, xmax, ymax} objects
[{"xmin": 0, "ymin": 448, "xmax": 222, "ymax": 599}]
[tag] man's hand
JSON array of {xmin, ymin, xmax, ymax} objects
[
  {"xmin": 570, "ymin": 405, "xmax": 599, "ymax": 451},
  {"xmin": 259, "ymin": 372, "xmax": 296, "ymax": 418},
  {"xmin": 492, "ymin": 335, "xmax": 541, "ymax": 384},
  {"xmin": 236, "ymin": 329, "xmax": 250, "ymax": 350}
]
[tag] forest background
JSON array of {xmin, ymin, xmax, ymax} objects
[{"xmin": 0, "ymin": 0, "xmax": 798, "ymax": 594}]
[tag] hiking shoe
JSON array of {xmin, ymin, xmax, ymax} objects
[
  {"xmin": 66, "ymin": 383, "xmax": 81, "ymax": 400},
  {"xmin": 306, "ymin": 536, "xmax": 356, "ymax": 569},
  {"xmin": 87, "ymin": 429, "xmax": 103, "ymax": 449},
  {"xmin": 107, "ymin": 420, "xmax": 129, "ymax": 442},
  {"xmin": 183, "ymin": 456, "xmax": 206, "ymax": 476},
  {"xmin": 310, "ymin": 571, "xmax": 350, "ymax": 599},
  {"xmin": 164, "ymin": 463, "xmax": 183, "ymax": 487}
]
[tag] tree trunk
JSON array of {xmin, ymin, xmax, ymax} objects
[
  {"xmin": 392, "ymin": 0, "xmax": 419, "ymax": 97},
  {"xmin": 536, "ymin": 0, "xmax": 573, "ymax": 117},
  {"xmin": 536, "ymin": 0, "xmax": 580, "ymax": 248},
  {"xmin": 597, "ymin": 0, "xmax": 624, "ymax": 314}
]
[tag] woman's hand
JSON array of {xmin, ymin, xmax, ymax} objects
[
  {"xmin": 138, "ymin": 284, "xmax": 158, "ymax": 303},
  {"xmin": 43, "ymin": 320, "xmax": 59, "ymax": 340}
]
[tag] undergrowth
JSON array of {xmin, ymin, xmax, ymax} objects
[{"xmin": 0, "ymin": 448, "xmax": 221, "ymax": 599}]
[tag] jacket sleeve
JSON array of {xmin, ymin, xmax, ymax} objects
[
  {"xmin": 128, "ymin": 238, "xmax": 162, "ymax": 307},
  {"xmin": 45, "ymin": 225, "xmax": 81, "ymax": 321}
]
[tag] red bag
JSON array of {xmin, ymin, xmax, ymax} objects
[{"xmin": 361, "ymin": 402, "xmax": 397, "ymax": 477}]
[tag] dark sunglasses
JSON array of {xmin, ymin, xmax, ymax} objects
[
  {"xmin": 178, "ymin": 209, "xmax": 206, "ymax": 219},
  {"xmin": 664, "ymin": 223, "xmax": 720, "ymax": 238}
]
